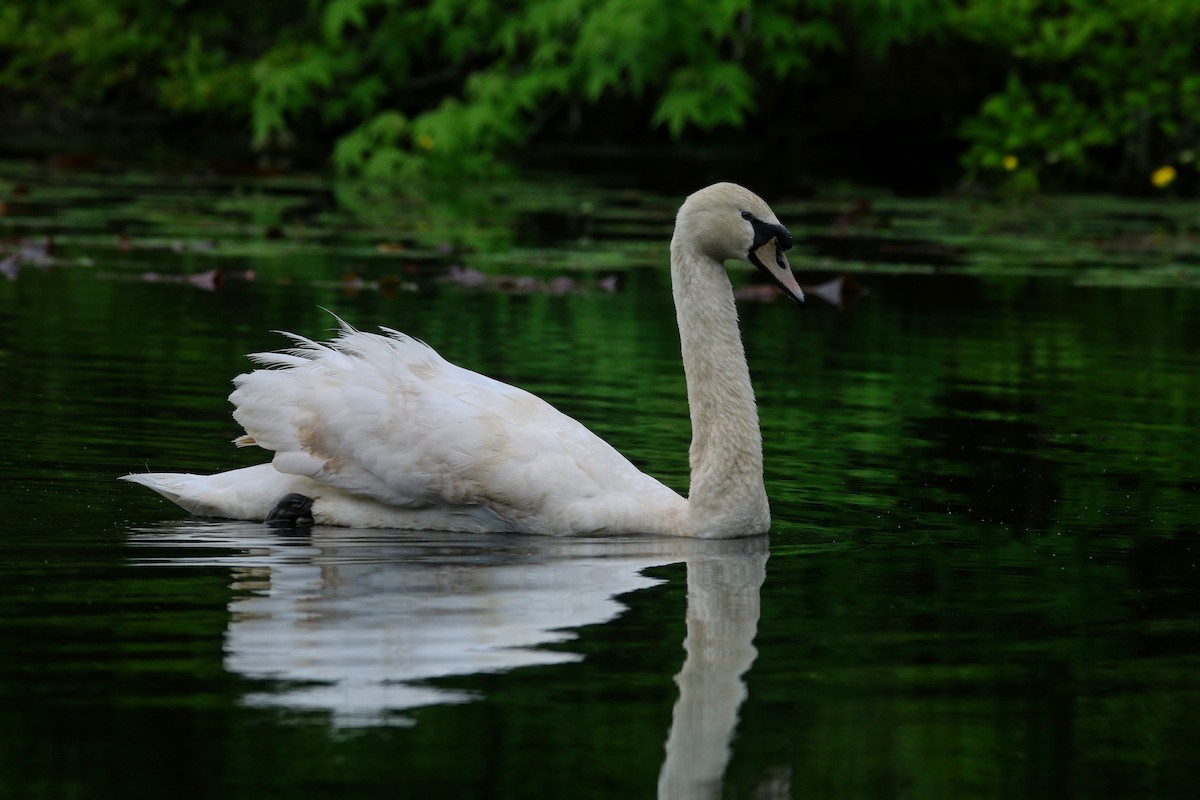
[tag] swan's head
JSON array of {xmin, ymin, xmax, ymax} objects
[{"xmin": 675, "ymin": 182, "xmax": 805, "ymax": 305}]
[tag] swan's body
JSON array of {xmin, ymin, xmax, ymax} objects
[{"xmin": 123, "ymin": 183, "xmax": 804, "ymax": 538}]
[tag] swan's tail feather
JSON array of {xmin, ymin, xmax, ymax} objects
[
  {"xmin": 120, "ymin": 472, "xmax": 188, "ymax": 505},
  {"xmin": 119, "ymin": 472, "xmax": 231, "ymax": 518},
  {"xmin": 121, "ymin": 464, "xmax": 312, "ymax": 520},
  {"xmin": 121, "ymin": 465, "xmax": 513, "ymax": 531}
]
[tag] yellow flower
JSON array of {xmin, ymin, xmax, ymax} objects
[
  {"xmin": 417, "ymin": 134, "xmax": 435, "ymax": 151},
  {"xmin": 1151, "ymin": 165, "xmax": 1176, "ymax": 188},
  {"xmin": 1002, "ymin": 154, "xmax": 1019, "ymax": 171}
]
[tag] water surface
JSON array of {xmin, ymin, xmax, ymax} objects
[{"xmin": 0, "ymin": 162, "xmax": 1198, "ymax": 798}]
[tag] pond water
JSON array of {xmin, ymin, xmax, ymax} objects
[{"xmin": 1, "ymin": 161, "xmax": 1198, "ymax": 798}]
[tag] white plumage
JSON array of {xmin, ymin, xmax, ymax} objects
[{"xmin": 123, "ymin": 183, "xmax": 804, "ymax": 537}]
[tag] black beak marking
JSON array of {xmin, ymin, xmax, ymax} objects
[
  {"xmin": 745, "ymin": 211, "xmax": 804, "ymax": 307},
  {"xmin": 747, "ymin": 214, "xmax": 793, "ymax": 252}
]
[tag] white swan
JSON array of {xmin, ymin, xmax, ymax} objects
[{"xmin": 122, "ymin": 183, "xmax": 805, "ymax": 537}]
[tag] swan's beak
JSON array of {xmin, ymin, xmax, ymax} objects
[{"xmin": 748, "ymin": 238, "xmax": 806, "ymax": 306}]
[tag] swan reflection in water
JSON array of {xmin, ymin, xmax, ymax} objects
[{"xmin": 129, "ymin": 523, "xmax": 776, "ymax": 798}]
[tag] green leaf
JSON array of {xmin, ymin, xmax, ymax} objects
[{"xmin": 652, "ymin": 62, "xmax": 754, "ymax": 137}]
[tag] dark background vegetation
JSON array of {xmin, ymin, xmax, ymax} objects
[{"xmin": 1, "ymin": 0, "xmax": 1197, "ymax": 194}]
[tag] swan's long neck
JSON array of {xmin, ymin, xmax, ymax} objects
[{"xmin": 671, "ymin": 239, "xmax": 770, "ymax": 538}]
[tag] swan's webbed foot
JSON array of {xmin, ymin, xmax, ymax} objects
[{"xmin": 266, "ymin": 493, "xmax": 315, "ymax": 527}]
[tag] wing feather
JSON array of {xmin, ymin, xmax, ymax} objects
[{"xmin": 229, "ymin": 323, "xmax": 670, "ymax": 529}]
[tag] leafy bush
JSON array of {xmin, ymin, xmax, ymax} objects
[
  {"xmin": 954, "ymin": 0, "xmax": 1200, "ymax": 190},
  {"xmin": 0, "ymin": 0, "xmax": 1196, "ymax": 192},
  {"xmin": 0, "ymin": 0, "xmax": 286, "ymax": 123},
  {"xmin": 256, "ymin": 0, "xmax": 899, "ymax": 181}
]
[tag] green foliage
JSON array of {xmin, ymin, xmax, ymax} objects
[
  {"xmin": 954, "ymin": 0, "xmax": 1200, "ymax": 189},
  {"xmin": 243, "ymin": 0, "xmax": 967, "ymax": 180},
  {"xmin": 0, "ymin": 0, "xmax": 298, "ymax": 137},
  {"xmin": 332, "ymin": 110, "xmax": 412, "ymax": 178},
  {"xmin": 244, "ymin": 0, "xmax": 862, "ymax": 180},
  {"xmin": 0, "ymin": 0, "xmax": 1197, "ymax": 191}
]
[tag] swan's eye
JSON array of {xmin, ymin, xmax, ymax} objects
[{"xmin": 741, "ymin": 211, "xmax": 753, "ymax": 221}]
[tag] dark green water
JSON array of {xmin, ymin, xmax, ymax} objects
[{"xmin": 1, "ymin": 162, "xmax": 1198, "ymax": 798}]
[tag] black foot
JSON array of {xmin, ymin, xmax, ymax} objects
[{"xmin": 266, "ymin": 493, "xmax": 315, "ymax": 527}]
